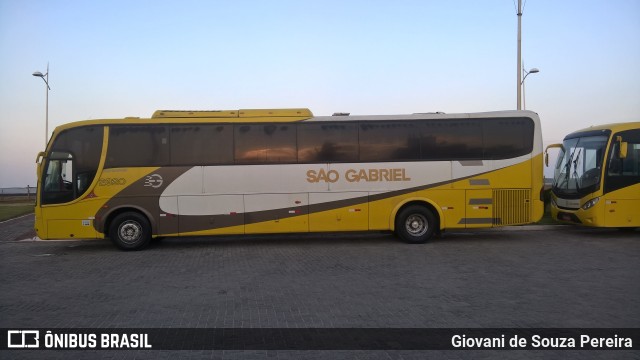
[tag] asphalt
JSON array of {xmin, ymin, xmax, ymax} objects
[{"xmin": 1, "ymin": 215, "xmax": 638, "ymax": 359}]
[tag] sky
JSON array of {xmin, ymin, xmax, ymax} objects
[{"xmin": 0, "ymin": 0, "xmax": 639, "ymax": 187}]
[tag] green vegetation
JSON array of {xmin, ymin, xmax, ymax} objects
[{"xmin": 0, "ymin": 203, "xmax": 34, "ymax": 222}]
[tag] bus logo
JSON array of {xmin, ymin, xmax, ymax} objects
[
  {"xmin": 144, "ymin": 174, "xmax": 163, "ymax": 189},
  {"xmin": 98, "ymin": 178, "xmax": 126, "ymax": 186},
  {"xmin": 7, "ymin": 330, "xmax": 40, "ymax": 348}
]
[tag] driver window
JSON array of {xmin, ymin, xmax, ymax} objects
[
  {"xmin": 42, "ymin": 152, "xmax": 75, "ymax": 205},
  {"xmin": 605, "ymin": 130, "xmax": 640, "ymax": 194},
  {"xmin": 607, "ymin": 143, "xmax": 622, "ymax": 176}
]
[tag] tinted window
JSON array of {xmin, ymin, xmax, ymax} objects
[
  {"xmin": 483, "ymin": 118, "xmax": 534, "ymax": 159},
  {"xmin": 51, "ymin": 126, "xmax": 104, "ymax": 174},
  {"xmin": 106, "ymin": 126, "xmax": 170, "ymax": 167},
  {"xmin": 297, "ymin": 123, "xmax": 358, "ymax": 162},
  {"xmin": 359, "ymin": 121, "xmax": 420, "ymax": 161},
  {"xmin": 170, "ymin": 125, "xmax": 233, "ymax": 165},
  {"xmin": 234, "ymin": 124, "xmax": 297, "ymax": 164},
  {"xmin": 605, "ymin": 129, "xmax": 640, "ymax": 194},
  {"xmin": 43, "ymin": 126, "xmax": 104, "ymax": 204},
  {"xmin": 420, "ymin": 120, "xmax": 483, "ymax": 160}
]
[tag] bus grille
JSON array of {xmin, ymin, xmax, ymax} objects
[{"xmin": 493, "ymin": 189, "xmax": 531, "ymax": 226}]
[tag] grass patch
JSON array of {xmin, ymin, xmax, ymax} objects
[{"xmin": 0, "ymin": 203, "xmax": 34, "ymax": 222}]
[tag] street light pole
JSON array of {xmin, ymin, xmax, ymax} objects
[
  {"xmin": 516, "ymin": 0, "xmax": 523, "ymax": 110},
  {"xmin": 32, "ymin": 63, "xmax": 50, "ymax": 148},
  {"xmin": 521, "ymin": 66, "xmax": 539, "ymax": 110}
]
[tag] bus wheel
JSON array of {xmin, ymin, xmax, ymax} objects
[
  {"xmin": 395, "ymin": 205, "xmax": 436, "ymax": 244},
  {"xmin": 109, "ymin": 212, "xmax": 152, "ymax": 251}
]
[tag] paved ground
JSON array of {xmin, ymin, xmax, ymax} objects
[
  {"xmin": 0, "ymin": 213, "xmax": 36, "ymax": 243},
  {"xmin": 0, "ymin": 215, "xmax": 638, "ymax": 359}
]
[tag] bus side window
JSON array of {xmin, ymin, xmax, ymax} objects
[
  {"xmin": 234, "ymin": 124, "xmax": 297, "ymax": 164},
  {"xmin": 625, "ymin": 143, "xmax": 640, "ymax": 176},
  {"xmin": 297, "ymin": 123, "xmax": 358, "ymax": 163},
  {"xmin": 106, "ymin": 126, "xmax": 169, "ymax": 167},
  {"xmin": 359, "ymin": 121, "xmax": 421, "ymax": 162},
  {"xmin": 605, "ymin": 130, "xmax": 640, "ymax": 193},
  {"xmin": 609, "ymin": 136, "xmax": 640, "ymax": 176}
]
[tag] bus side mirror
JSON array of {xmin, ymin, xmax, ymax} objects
[
  {"xmin": 36, "ymin": 151, "xmax": 46, "ymax": 164},
  {"xmin": 544, "ymin": 143, "xmax": 563, "ymax": 167},
  {"xmin": 617, "ymin": 136, "xmax": 628, "ymax": 159}
]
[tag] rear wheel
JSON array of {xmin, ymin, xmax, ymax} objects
[
  {"xmin": 395, "ymin": 205, "xmax": 436, "ymax": 244},
  {"xmin": 109, "ymin": 212, "xmax": 152, "ymax": 251}
]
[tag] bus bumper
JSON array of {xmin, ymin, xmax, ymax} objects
[
  {"xmin": 34, "ymin": 207, "xmax": 46, "ymax": 239},
  {"xmin": 551, "ymin": 199, "xmax": 603, "ymax": 227}
]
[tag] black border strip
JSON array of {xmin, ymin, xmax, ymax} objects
[{"xmin": 3, "ymin": 328, "xmax": 638, "ymax": 350}]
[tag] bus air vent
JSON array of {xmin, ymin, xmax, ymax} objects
[{"xmin": 493, "ymin": 189, "xmax": 531, "ymax": 226}]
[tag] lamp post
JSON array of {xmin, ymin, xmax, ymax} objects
[
  {"xmin": 516, "ymin": 0, "xmax": 523, "ymax": 110},
  {"xmin": 521, "ymin": 66, "xmax": 539, "ymax": 110},
  {"xmin": 32, "ymin": 63, "xmax": 50, "ymax": 147}
]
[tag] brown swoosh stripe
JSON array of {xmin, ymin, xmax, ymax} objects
[{"xmin": 96, "ymin": 166, "xmax": 494, "ymax": 235}]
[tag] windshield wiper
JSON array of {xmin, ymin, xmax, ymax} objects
[
  {"xmin": 572, "ymin": 148, "xmax": 582, "ymax": 191},
  {"xmin": 561, "ymin": 148, "xmax": 578, "ymax": 189},
  {"xmin": 556, "ymin": 168, "xmax": 569, "ymax": 189},
  {"xmin": 557, "ymin": 140, "xmax": 581, "ymax": 191}
]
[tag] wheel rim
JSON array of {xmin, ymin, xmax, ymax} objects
[
  {"xmin": 405, "ymin": 214, "xmax": 428, "ymax": 237},
  {"xmin": 119, "ymin": 220, "xmax": 142, "ymax": 244}
]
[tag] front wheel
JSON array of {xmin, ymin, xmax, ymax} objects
[
  {"xmin": 395, "ymin": 205, "xmax": 437, "ymax": 244},
  {"xmin": 109, "ymin": 212, "xmax": 152, "ymax": 251}
]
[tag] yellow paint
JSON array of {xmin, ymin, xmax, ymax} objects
[
  {"xmin": 550, "ymin": 122, "xmax": 639, "ymax": 228},
  {"xmin": 178, "ymin": 225, "xmax": 245, "ymax": 237},
  {"xmin": 465, "ymin": 189, "xmax": 493, "ymax": 228},
  {"xmin": 37, "ymin": 166, "xmax": 158, "ymax": 240},
  {"xmin": 309, "ymin": 205, "xmax": 369, "ymax": 232},
  {"xmin": 47, "ymin": 219, "xmax": 97, "ymax": 239},
  {"xmin": 38, "ymin": 157, "xmax": 544, "ymax": 239},
  {"xmin": 555, "ymin": 183, "xmax": 640, "ymax": 228},
  {"xmin": 530, "ymin": 153, "xmax": 545, "ymax": 223},
  {"xmin": 245, "ymin": 215, "xmax": 309, "ymax": 234},
  {"xmin": 36, "ymin": 110, "xmax": 547, "ymax": 241},
  {"xmin": 152, "ymin": 108, "xmax": 313, "ymax": 121}
]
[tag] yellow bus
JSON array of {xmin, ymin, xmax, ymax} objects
[
  {"xmin": 547, "ymin": 122, "xmax": 640, "ymax": 228},
  {"xmin": 35, "ymin": 108, "xmax": 544, "ymax": 250}
]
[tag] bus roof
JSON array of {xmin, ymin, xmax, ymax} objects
[
  {"xmin": 565, "ymin": 121, "xmax": 640, "ymax": 139},
  {"xmin": 49, "ymin": 108, "xmax": 540, "ymax": 135}
]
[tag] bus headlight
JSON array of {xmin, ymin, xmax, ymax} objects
[
  {"xmin": 582, "ymin": 197, "xmax": 600, "ymax": 210},
  {"xmin": 550, "ymin": 196, "xmax": 557, "ymax": 207}
]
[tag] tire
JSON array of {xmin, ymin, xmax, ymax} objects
[
  {"xmin": 109, "ymin": 212, "xmax": 152, "ymax": 251},
  {"xmin": 395, "ymin": 205, "xmax": 436, "ymax": 244}
]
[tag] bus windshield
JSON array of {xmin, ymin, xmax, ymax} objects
[
  {"xmin": 41, "ymin": 126, "xmax": 103, "ymax": 205},
  {"xmin": 553, "ymin": 135, "xmax": 608, "ymax": 196}
]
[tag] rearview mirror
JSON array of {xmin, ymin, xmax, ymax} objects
[
  {"xmin": 36, "ymin": 151, "xmax": 46, "ymax": 164},
  {"xmin": 617, "ymin": 136, "xmax": 628, "ymax": 159},
  {"xmin": 544, "ymin": 143, "xmax": 563, "ymax": 167}
]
